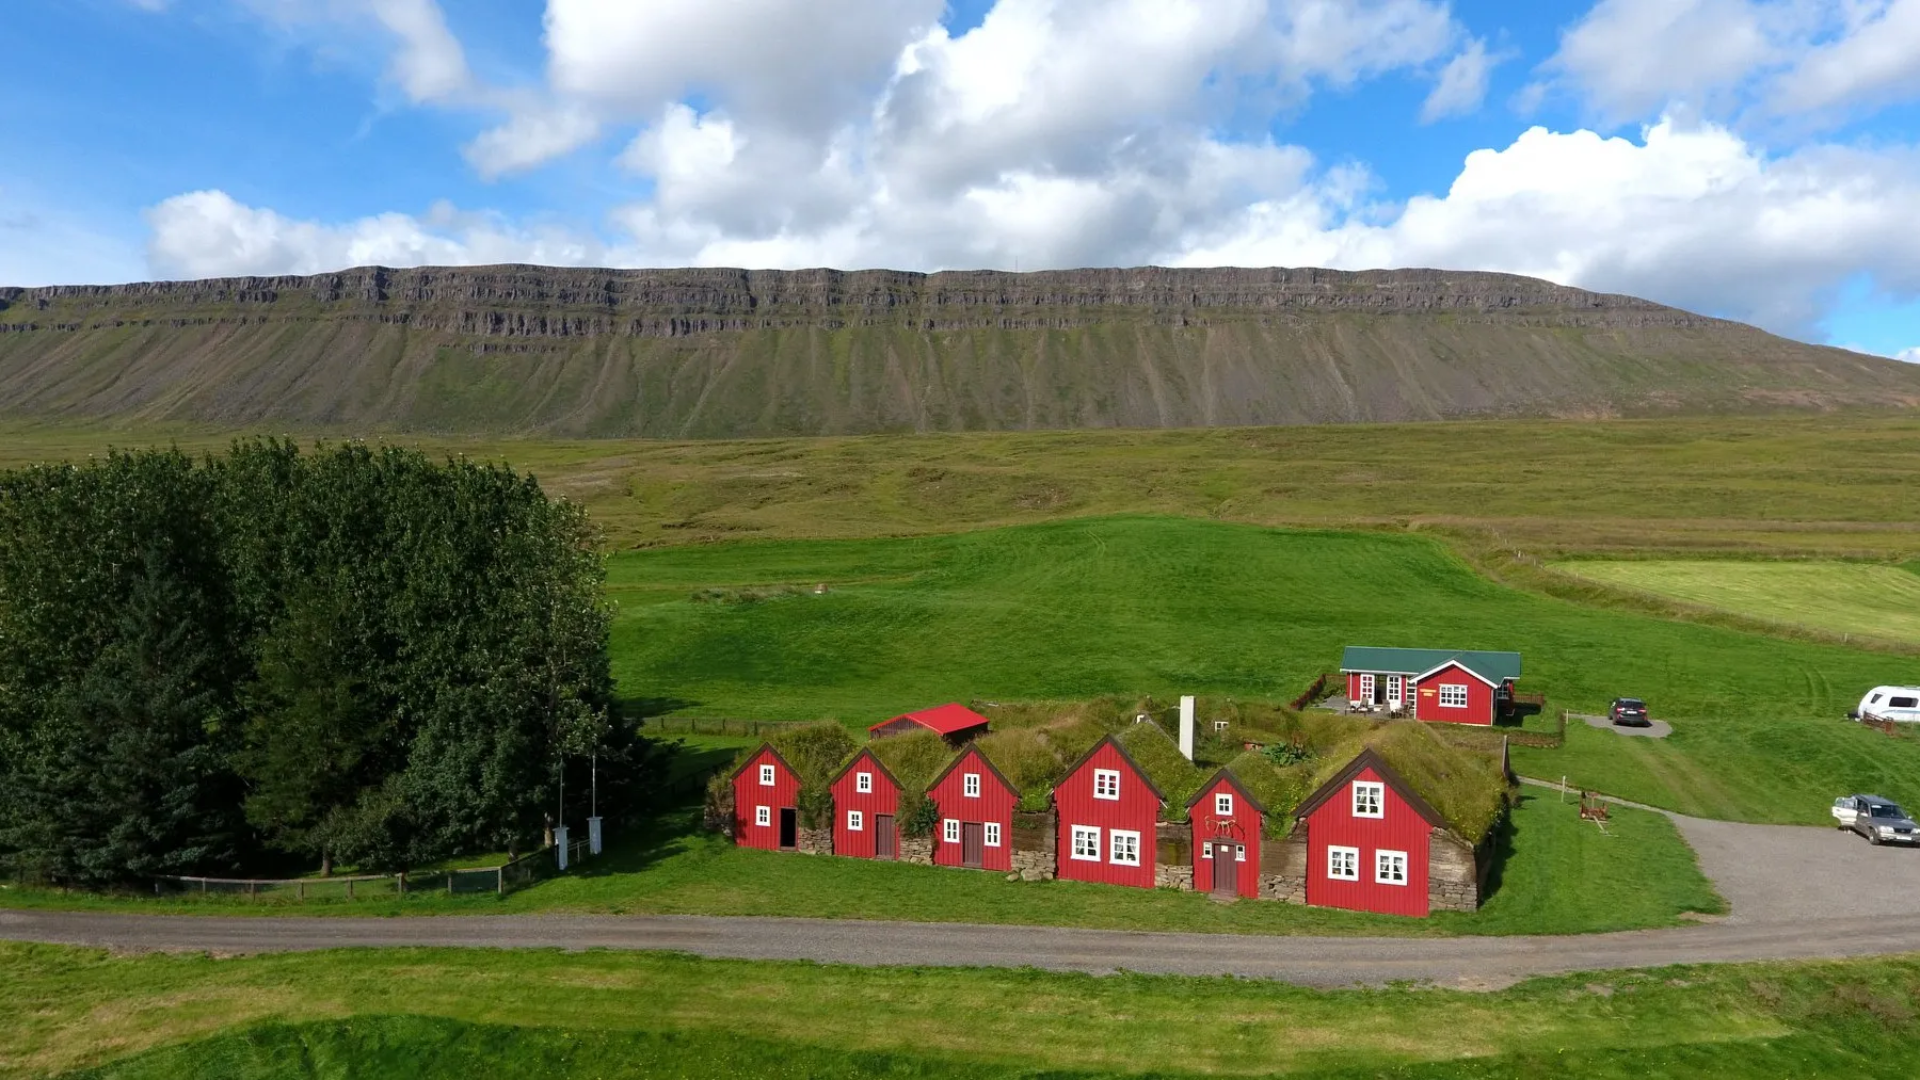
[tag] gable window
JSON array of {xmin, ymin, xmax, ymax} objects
[
  {"xmin": 1327, "ymin": 845, "xmax": 1359, "ymax": 881},
  {"xmin": 754, "ymin": 805, "xmax": 771, "ymax": 828},
  {"xmin": 758, "ymin": 764, "xmax": 776, "ymax": 786},
  {"xmin": 984, "ymin": 822, "xmax": 1002, "ymax": 847},
  {"xmin": 1439, "ymin": 684, "xmax": 1469, "ymax": 709},
  {"xmin": 964, "ymin": 772, "xmax": 982, "ymax": 798},
  {"xmin": 943, "ymin": 818, "xmax": 961, "ymax": 844},
  {"xmin": 1109, "ymin": 829, "xmax": 1142, "ymax": 867},
  {"xmin": 1376, "ymin": 849, "xmax": 1408, "ymax": 885},
  {"xmin": 1214, "ymin": 792, "xmax": 1234, "ymax": 817},
  {"xmin": 847, "ymin": 810, "xmax": 864, "ymax": 832},
  {"xmin": 1352, "ymin": 781, "xmax": 1384, "ymax": 819},
  {"xmin": 855, "ymin": 771, "xmax": 872, "ymax": 794},
  {"xmin": 1093, "ymin": 768, "xmax": 1121, "ymax": 800},
  {"xmin": 1071, "ymin": 825, "xmax": 1101, "ymax": 861}
]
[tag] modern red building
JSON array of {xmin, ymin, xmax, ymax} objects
[
  {"xmin": 1187, "ymin": 769, "xmax": 1266, "ymax": 899},
  {"xmin": 869, "ymin": 702, "xmax": 993, "ymax": 744},
  {"xmin": 1339, "ymin": 646, "xmax": 1521, "ymax": 725},
  {"xmin": 1053, "ymin": 735, "xmax": 1165, "ymax": 889},
  {"xmin": 828, "ymin": 747, "xmax": 902, "ymax": 860},
  {"xmin": 1295, "ymin": 747, "xmax": 1446, "ymax": 917},
  {"xmin": 926, "ymin": 744, "xmax": 1018, "ymax": 871},
  {"xmin": 730, "ymin": 743, "xmax": 802, "ymax": 851}
]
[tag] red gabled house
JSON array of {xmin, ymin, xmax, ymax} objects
[
  {"xmin": 1340, "ymin": 646, "xmax": 1521, "ymax": 726},
  {"xmin": 828, "ymin": 747, "xmax": 902, "ymax": 860},
  {"xmin": 1053, "ymin": 735, "xmax": 1165, "ymax": 889},
  {"xmin": 1295, "ymin": 747, "xmax": 1445, "ymax": 917},
  {"xmin": 869, "ymin": 702, "xmax": 993, "ymax": 744},
  {"xmin": 1187, "ymin": 769, "xmax": 1266, "ymax": 899},
  {"xmin": 926, "ymin": 744, "xmax": 1019, "ymax": 871},
  {"xmin": 730, "ymin": 744, "xmax": 801, "ymax": 851}
]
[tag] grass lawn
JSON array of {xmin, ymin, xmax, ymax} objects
[
  {"xmin": 606, "ymin": 516, "xmax": 1920, "ymax": 823},
  {"xmin": 12, "ymin": 942, "xmax": 1920, "ymax": 1079},
  {"xmin": 1554, "ymin": 559, "xmax": 1920, "ymax": 648}
]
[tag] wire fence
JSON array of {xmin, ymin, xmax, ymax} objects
[
  {"xmin": 157, "ymin": 832, "xmax": 600, "ymax": 903},
  {"xmin": 637, "ymin": 716, "xmax": 811, "ymax": 737}
]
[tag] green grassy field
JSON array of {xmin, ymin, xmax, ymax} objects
[
  {"xmin": 606, "ymin": 516, "xmax": 1920, "ymax": 823},
  {"xmin": 1555, "ymin": 559, "xmax": 1920, "ymax": 648},
  {"xmin": 14, "ymin": 942, "xmax": 1920, "ymax": 1080}
]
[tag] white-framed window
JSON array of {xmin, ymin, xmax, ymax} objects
[
  {"xmin": 1439, "ymin": 683, "xmax": 1469, "ymax": 709},
  {"xmin": 1213, "ymin": 719, "xmax": 1230, "ymax": 732},
  {"xmin": 984, "ymin": 822, "xmax": 1002, "ymax": 847},
  {"xmin": 1071, "ymin": 825, "xmax": 1102, "ymax": 861},
  {"xmin": 1199, "ymin": 843, "xmax": 1211, "ymax": 858},
  {"xmin": 1358, "ymin": 673, "xmax": 1375, "ymax": 702},
  {"xmin": 1352, "ymin": 781, "xmax": 1384, "ymax": 819},
  {"xmin": 1214, "ymin": 792, "xmax": 1234, "ymax": 816},
  {"xmin": 943, "ymin": 818, "xmax": 961, "ymax": 844},
  {"xmin": 1327, "ymin": 845, "xmax": 1360, "ymax": 881},
  {"xmin": 1234, "ymin": 844, "xmax": 1246, "ymax": 863},
  {"xmin": 755, "ymin": 805, "xmax": 771, "ymax": 827},
  {"xmin": 1093, "ymin": 768, "xmax": 1121, "ymax": 800},
  {"xmin": 855, "ymin": 771, "xmax": 872, "ymax": 794},
  {"xmin": 847, "ymin": 810, "xmax": 864, "ymax": 832},
  {"xmin": 1376, "ymin": 849, "xmax": 1408, "ymax": 885},
  {"xmin": 1109, "ymin": 830, "xmax": 1142, "ymax": 867},
  {"xmin": 758, "ymin": 764, "xmax": 776, "ymax": 786},
  {"xmin": 964, "ymin": 772, "xmax": 981, "ymax": 798}
]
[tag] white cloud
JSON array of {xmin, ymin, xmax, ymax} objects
[
  {"xmin": 463, "ymin": 104, "xmax": 600, "ymax": 179},
  {"xmin": 1768, "ymin": 0, "xmax": 1920, "ymax": 118},
  {"xmin": 368, "ymin": 0, "xmax": 472, "ymax": 103},
  {"xmin": 1898, "ymin": 347, "xmax": 1920, "ymax": 363},
  {"xmin": 1421, "ymin": 38, "xmax": 1498, "ymax": 122}
]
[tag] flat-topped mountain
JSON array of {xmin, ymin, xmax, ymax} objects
[{"xmin": 1, "ymin": 265, "xmax": 1913, "ymax": 436}]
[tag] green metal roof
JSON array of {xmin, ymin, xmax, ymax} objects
[{"xmin": 1340, "ymin": 646, "xmax": 1522, "ymax": 685}]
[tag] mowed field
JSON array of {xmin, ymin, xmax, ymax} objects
[
  {"xmin": 608, "ymin": 517, "xmax": 1920, "ymax": 823},
  {"xmin": 1555, "ymin": 559, "xmax": 1920, "ymax": 647}
]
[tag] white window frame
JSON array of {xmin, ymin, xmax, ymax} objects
[
  {"xmin": 964, "ymin": 772, "xmax": 981, "ymax": 798},
  {"xmin": 984, "ymin": 821, "xmax": 1002, "ymax": 847},
  {"xmin": 1352, "ymin": 781, "xmax": 1384, "ymax": 819},
  {"xmin": 758, "ymin": 764, "xmax": 776, "ymax": 786},
  {"xmin": 1093, "ymin": 768, "xmax": 1121, "ymax": 800},
  {"xmin": 1327, "ymin": 845, "xmax": 1360, "ymax": 881},
  {"xmin": 855, "ymin": 771, "xmax": 872, "ymax": 794},
  {"xmin": 754, "ymin": 805, "xmax": 771, "ymax": 828},
  {"xmin": 847, "ymin": 810, "xmax": 864, "ymax": 832},
  {"xmin": 1214, "ymin": 792, "xmax": 1234, "ymax": 817},
  {"xmin": 1439, "ymin": 683, "xmax": 1470, "ymax": 709},
  {"xmin": 943, "ymin": 818, "xmax": 960, "ymax": 844},
  {"xmin": 1234, "ymin": 844, "xmax": 1246, "ymax": 863},
  {"xmin": 1109, "ymin": 829, "xmax": 1142, "ymax": 867},
  {"xmin": 1375, "ymin": 849, "xmax": 1408, "ymax": 886},
  {"xmin": 1358, "ymin": 673, "xmax": 1375, "ymax": 702},
  {"xmin": 1070, "ymin": 825, "xmax": 1102, "ymax": 861}
]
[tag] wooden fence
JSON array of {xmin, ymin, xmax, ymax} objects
[
  {"xmin": 638, "ymin": 716, "xmax": 812, "ymax": 737},
  {"xmin": 159, "ymin": 837, "xmax": 592, "ymax": 903}
]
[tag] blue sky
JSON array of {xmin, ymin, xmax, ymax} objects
[{"xmin": 4, "ymin": 0, "xmax": 1918, "ymax": 360}]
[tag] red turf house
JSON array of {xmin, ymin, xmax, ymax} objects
[
  {"xmin": 828, "ymin": 747, "xmax": 902, "ymax": 860},
  {"xmin": 1188, "ymin": 769, "xmax": 1266, "ymax": 899},
  {"xmin": 869, "ymin": 702, "xmax": 993, "ymax": 744},
  {"xmin": 730, "ymin": 744, "xmax": 802, "ymax": 851},
  {"xmin": 926, "ymin": 744, "xmax": 1019, "ymax": 871},
  {"xmin": 1053, "ymin": 735, "xmax": 1165, "ymax": 889},
  {"xmin": 1340, "ymin": 646, "xmax": 1521, "ymax": 726},
  {"xmin": 1295, "ymin": 748, "xmax": 1445, "ymax": 917}
]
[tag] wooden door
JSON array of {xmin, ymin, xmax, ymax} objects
[
  {"xmin": 876, "ymin": 815, "xmax": 896, "ymax": 860},
  {"xmin": 962, "ymin": 822, "xmax": 985, "ymax": 868},
  {"xmin": 1212, "ymin": 843, "xmax": 1238, "ymax": 898},
  {"xmin": 778, "ymin": 808, "xmax": 797, "ymax": 849}
]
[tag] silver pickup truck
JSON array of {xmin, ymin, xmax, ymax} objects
[{"xmin": 1833, "ymin": 794, "xmax": 1920, "ymax": 844}]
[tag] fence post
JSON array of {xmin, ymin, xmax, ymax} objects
[
  {"xmin": 497, "ymin": 866, "xmax": 505, "ymax": 895},
  {"xmin": 346, "ymin": 878, "xmax": 354, "ymax": 901},
  {"xmin": 298, "ymin": 881, "xmax": 306, "ymax": 901},
  {"xmin": 249, "ymin": 881, "xmax": 257, "ymax": 900},
  {"xmin": 398, "ymin": 871, "xmax": 407, "ymax": 897}
]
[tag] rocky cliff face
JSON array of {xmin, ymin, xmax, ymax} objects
[{"xmin": 0, "ymin": 264, "xmax": 1911, "ymax": 437}]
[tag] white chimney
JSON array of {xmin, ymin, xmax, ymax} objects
[{"xmin": 1178, "ymin": 695, "xmax": 1196, "ymax": 760}]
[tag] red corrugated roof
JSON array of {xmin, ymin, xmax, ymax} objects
[{"xmin": 869, "ymin": 702, "xmax": 991, "ymax": 737}]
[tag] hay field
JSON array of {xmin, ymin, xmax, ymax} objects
[{"xmin": 1557, "ymin": 560, "xmax": 1920, "ymax": 646}]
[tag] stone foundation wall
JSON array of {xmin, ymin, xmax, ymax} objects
[
  {"xmin": 1010, "ymin": 811, "xmax": 1057, "ymax": 880},
  {"xmin": 1156, "ymin": 863, "xmax": 1195, "ymax": 890},
  {"xmin": 796, "ymin": 827, "xmax": 832, "ymax": 855},
  {"xmin": 1259, "ymin": 836, "xmax": 1308, "ymax": 903},
  {"xmin": 1155, "ymin": 822, "xmax": 1194, "ymax": 890},
  {"xmin": 1428, "ymin": 831, "xmax": 1480, "ymax": 912},
  {"xmin": 898, "ymin": 836, "xmax": 935, "ymax": 865}
]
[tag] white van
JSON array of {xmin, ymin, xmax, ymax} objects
[{"xmin": 1852, "ymin": 687, "xmax": 1920, "ymax": 724}]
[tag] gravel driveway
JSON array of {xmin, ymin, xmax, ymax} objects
[{"xmin": 1670, "ymin": 813, "xmax": 1920, "ymax": 924}]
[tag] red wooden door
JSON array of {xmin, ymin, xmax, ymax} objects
[
  {"xmin": 1211, "ymin": 843, "xmax": 1237, "ymax": 897},
  {"xmin": 962, "ymin": 823, "xmax": 985, "ymax": 867},
  {"xmin": 876, "ymin": 815, "xmax": 896, "ymax": 860}
]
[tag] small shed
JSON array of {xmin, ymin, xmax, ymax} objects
[
  {"xmin": 1187, "ymin": 769, "xmax": 1267, "ymax": 899},
  {"xmin": 1340, "ymin": 646, "xmax": 1521, "ymax": 726},
  {"xmin": 926, "ymin": 744, "xmax": 1020, "ymax": 871},
  {"xmin": 828, "ymin": 747, "xmax": 902, "ymax": 860},
  {"xmin": 869, "ymin": 703, "xmax": 993, "ymax": 744},
  {"xmin": 730, "ymin": 744, "xmax": 802, "ymax": 851},
  {"xmin": 1052, "ymin": 734, "xmax": 1166, "ymax": 889}
]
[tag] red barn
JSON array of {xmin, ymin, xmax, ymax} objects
[
  {"xmin": 730, "ymin": 744, "xmax": 801, "ymax": 851},
  {"xmin": 1187, "ymin": 769, "xmax": 1266, "ymax": 899},
  {"xmin": 869, "ymin": 702, "xmax": 992, "ymax": 744},
  {"xmin": 1053, "ymin": 735, "xmax": 1165, "ymax": 889},
  {"xmin": 1295, "ymin": 748, "xmax": 1445, "ymax": 917},
  {"xmin": 1340, "ymin": 646, "xmax": 1521, "ymax": 725},
  {"xmin": 926, "ymin": 744, "xmax": 1018, "ymax": 871},
  {"xmin": 828, "ymin": 748, "xmax": 902, "ymax": 860}
]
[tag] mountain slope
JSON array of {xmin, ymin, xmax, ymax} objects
[{"xmin": 1, "ymin": 265, "xmax": 1914, "ymax": 437}]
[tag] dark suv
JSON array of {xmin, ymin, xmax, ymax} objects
[{"xmin": 1609, "ymin": 698, "xmax": 1651, "ymax": 727}]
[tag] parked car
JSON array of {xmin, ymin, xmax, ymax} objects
[
  {"xmin": 1849, "ymin": 687, "xmax": 1920, "ymax": 723},
  {"xmin": 1609, "ymin": 697, "xmax": 1651, "ymax": 727},
  {"xmin": 1832, "ymin": 794, "xmax": 1920, "ymax": 844}
]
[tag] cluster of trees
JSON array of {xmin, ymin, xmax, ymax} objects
[{"xmin": 0, "ymin": 441, "xmax": 654, "ymax": 886}]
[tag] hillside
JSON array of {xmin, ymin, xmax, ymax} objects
[{"xmin": 2, "ymin": 265, "xmax": 1915, "ymax": 437}]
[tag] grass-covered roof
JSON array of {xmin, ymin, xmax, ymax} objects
[
  {"xmin": 859, "ymin": 730, "xmax": 953, "ymax": 793},
  {"xmin": 1292, "ymin": 721, "xmax": 1509, "ymax": 843}
]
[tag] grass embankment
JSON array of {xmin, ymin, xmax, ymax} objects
[
  {"xmin": 1554, "ymin": 559, "xmax": 1920, "ymax": 648},
  {"xmin": 13, "ymin": 942, "xmax": 1920, "ymax": 1079},
  {"xmin": 607, "ymin": 517, "xmax": 1920, "ymax": 822}
]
